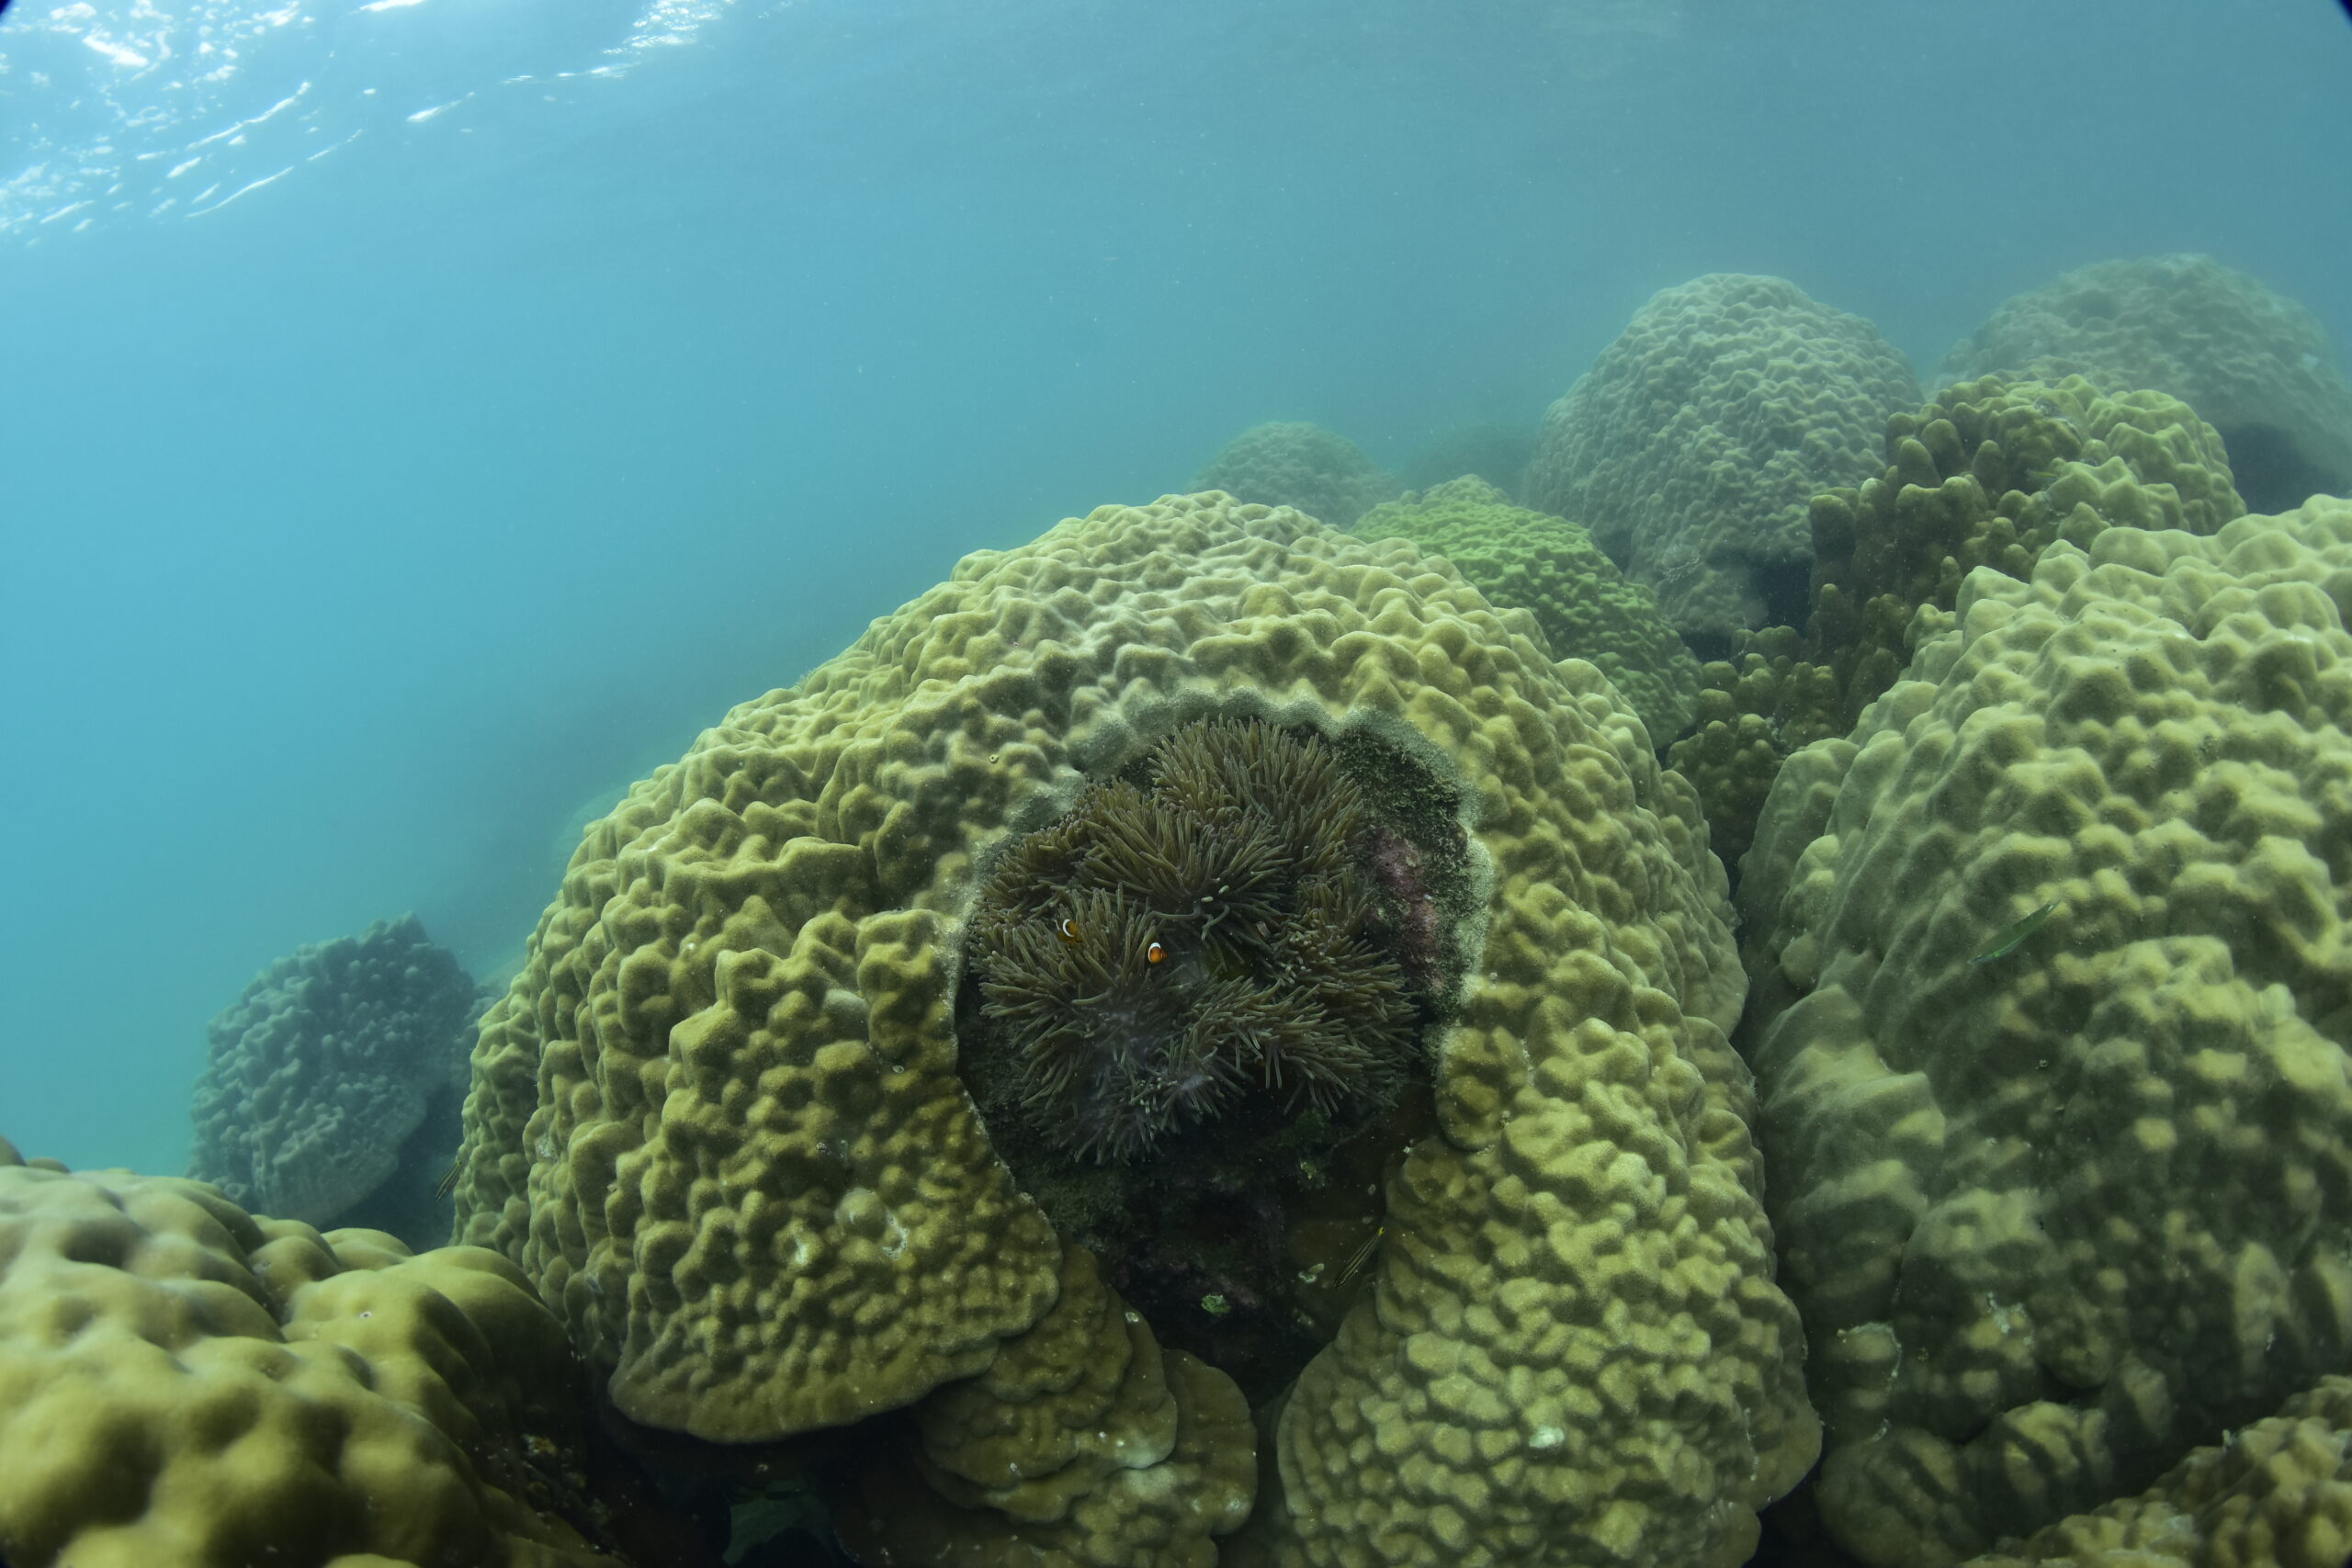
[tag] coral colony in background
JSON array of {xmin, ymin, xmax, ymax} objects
[{"xmin": 187, "ymin": 913, "xmax": 481, "ymax": 1247}]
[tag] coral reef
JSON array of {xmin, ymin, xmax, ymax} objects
[
  {"xmin": 1661, "ymin": 626, "xmax": 1845, "ymax": 874},
  {"xmin": 1524, "ymin": 273, "xmax": 1918, "ymax": 652},
  {"xmin": 1667, "ymin": 374, "xmax": 2244, "ymax": 874},
  {"xmin": 1805, "ymin": 374, "xmax": 2244, "ymax": 730},
  {"xmin": 833, "ymin": 1243, "xmax": 1256, "ymax": 1567},
  {"xmin": 1353, "ymin": 475, "xmax": 1702, "ymax": 740},
  {"xmin": 188, "ymin": 912, "xmax": 481, "ymax": 1244},
  {"xmin": 450, "ymin": 491, "xmax": 1815, "ymax": 1563},
  {"xmin": 1191, "ymin": 421, "xmax": 1397, "ymax": 529},
  {"xmin": 1958, "ymin": 1374, "xmax": 2352, "ymax": 1568},
  {"xmin": 464, "ymin": 894, "xmax": 1064, "ymax": 1445},
  {"xmin": 0, "ymin": 1138, "xmax": 629, "ymax": 1568},
  {"xmin": 1736, "ymin": 495, "xmax": 2352, "ymax": 1565},
  {"xmin": 1939, "ymin": 254, "xmax": 2352, "ymax": 513}
]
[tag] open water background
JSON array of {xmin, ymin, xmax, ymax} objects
[{"xmin": 2, "ymin": 0, "xmax": 2347, "ymax": 1171}]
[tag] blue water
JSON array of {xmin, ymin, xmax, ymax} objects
[{"xmin": 3, "ymin": 0, "xmax": 2348, "ymax": 1174}]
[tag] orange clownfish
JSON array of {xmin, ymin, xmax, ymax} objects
[
  {"xmin": 1146, "ymin": 940, "xmax": 1167, "ymax": 964},
  {"xmin": 1057, "ymin": 917, "xmax": 1083, "ymax": 945}
]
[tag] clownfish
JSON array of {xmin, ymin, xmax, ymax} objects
[{"xmin": 1056, "ymin": 916, "xmax": 1168, "ymax": 966}]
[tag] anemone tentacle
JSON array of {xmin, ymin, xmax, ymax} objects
[{"xmin": 964, "ymin": 717, "xmax": 1423, "ymax": 1163}]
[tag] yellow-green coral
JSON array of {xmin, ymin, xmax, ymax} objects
[
  {"xmin": 1663, "ymin": 626, "xmax": 1843, "ymax": 873},
  {"xmin": 455, "ymin": 491, "xmax": 1814, "ymax": 1562},
  {"xmin": 1525, "ymin": 273, "xmax": 1918, "ymax": 645},
  {"xmin": 1353, "ymin": 476, "xmax": 1702, "ymax": 740},
  {"xmin": 0, "ymin": 1142, "xmax": 620, "ymax": 1568},
  {"xmin": 1736, "ymin": 495, "xmax": 2352, "ymax": 1566},
  {"xmin": 834, "ymin": 1244, "xmax": 1254, "ymax": 1566},
  {"xmin": 1940, "ymin": 254, "xmax": 2352, "ymax": 513},
  {"xmin": 1668, "ymin": 375, "xmax": 2244, "ymax": 878},
  {"xmin": 1960, "ymin": 1374, "xmax": 2352, "ymax": 1568},
  {"xmin": 460, "ymin": 893, "xmax": 1062, "ymax": 1444},
  {"xmin": 1807, "ymin": 373, "xmax": 2244, "ymax": 731}
]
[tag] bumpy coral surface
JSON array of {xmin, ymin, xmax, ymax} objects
[
  {"xmin": 1662, "ymin": 626, "xmax": 1845, "ymax": 877},
  {"xmin": 1959, "ymin": 1374, "xmax": 2352, "ymax": 1568},
  {"xmin": 1353, "ymin": 476, "xmax": 1702, "ymax": 741},
  {"xmin": 1811, "ymin": 374, "xmax": 2243, "ymax": 706},
  {"xmin": 1524, "ymin": 273, "xmax": 1918, "ymax": 649},
  {"xmin": 460, "ymin": 886, "xmax": 1061, "ymax": 1446},
  {"xmin": 1669, "ymin": 375, "xmax": 2244, "ymax": 877},
  {"xmin": 0, "ymin": 1140, "xmax": 622, "ymax": 1568},
  {"xmin": 1737, "ymin": 496, "xmax": 2352, "ymax": 1565},
  {"xmin": 189, "ymin": 912, "xmax": 480, "ymax": 1235},
  {"xmin": 834, "ymin": 1244, "xmax": 1256, "ymax": 1567},
  {"xmin": 453, "ymin": 491, "xmax": 1814, "ymax": 1562},
  {"xmin": 1191, "ymin": 421, "xmax": 1396, "ymax": 530},
  {"xmin": 1940, "ymin": 254, "xmax": 2352, "ymax": 513}
]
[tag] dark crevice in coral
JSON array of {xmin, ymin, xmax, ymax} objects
[
  {"xmin": 337, "ymin": 1077, "xmax": 466, "ymax": 1249},
  {"xmin": 1746, "ymin": 1471, "xmax": 1867, "ymax": 1566},
  {"xmin": 1751, "ymin": 551, "xmax": 1816, "ymax": 636},
  {"xmin": 1680, "ymin": 626, "xmax": 1736, "ymax": 666},
  {"xmin": 588, "ymin": 1392, "xmax": 845, "ymax": 1566}
]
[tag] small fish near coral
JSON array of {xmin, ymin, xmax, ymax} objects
[{"xmin": 1969, "ymin": 898, "xmax": 2060, "ymax": 964}]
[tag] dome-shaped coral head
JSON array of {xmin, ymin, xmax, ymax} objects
[{"xmin": 966, "ymin": 717, "xmax": 1421, "ymax": 1163}]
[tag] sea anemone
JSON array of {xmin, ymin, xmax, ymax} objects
[{"xmin": 963, "ymin": 718, "xmax": 1421, "ymax": 1163}]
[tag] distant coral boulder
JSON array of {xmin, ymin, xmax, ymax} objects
[
  {"xmin": 1191, "ymin": 419, "xmax": 1396, "ymax": 528},
  {"xmin": 1526, "ymin": 273, "xmax": 1918, "ymax": 655},
  {"xmin": 1939, "ymin": 253, "xmax": 2352, "ymax": 513},
  {"xmin": 188, "ymin": 913, "xmax": 480, "ymax": 1244}
]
